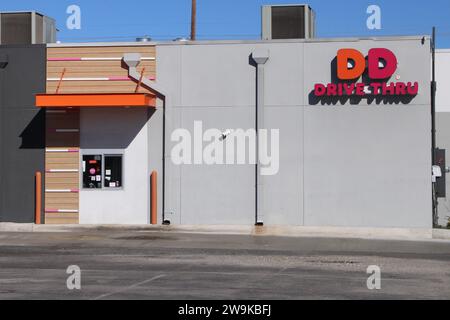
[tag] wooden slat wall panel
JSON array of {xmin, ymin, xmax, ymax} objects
[
  {"xmin": 46, "ymin": 147, "xmax": 79, "ymax": 150},
  {"xmin": 46, "ymin": 153, "xmax": 80, "ymax": 160},
  {"xmin": 46, "ymin": 78, "xmax": 157, "ymax": 94},
  {"xmin": 45, "ymin": 200, "xmax": 78, "ymax": 207},
  {"xmin": 43, "ymin": 45, "xmax": 157, "ymax": 223},
  {"xmin": 45, "ymin": 213, "xmax": 79, "ymax": 219},
  {"xmin": 47, "ymin": 81, "xmax": 150, "ymax": 94},
  {"xmin": 46, "ymin": 182, "xmax": 79, "ymax": 190},
  {"xmin": 47, "ymin": 45, "xmax": 156, "ymax": 94},
  {"xmin": 45, "ymin": 153, "xmax": 79, "ymax": 187},
  {"xmin": 46, "ymin": 164, "xmax": 80, "ymax": 171},
  {"xmin": 46, "ymin": 172, "xmax": 79, "ymax": 180},
  {"xmin": 46, "ymin": 134, "xmax": 80, "ymax": 148},
  {"xmin": 45, "ymin": 216, "xmax": 79, "ymax": 225},
  {"xmin": 47, "ymin": 65, "xmax": 156, "ymax": 79},
  {"xmin": 46, "ymin": 110, "xmax": 80, "ymax": 147},
  {"xmin": 46, "ymin": 158, "xmax": 79, "ymax": 165},
  {"xmin": 45, "ymin": 193, "xmax": 79, "ymax": 200},
  {"xmin": 46, "ymin": 116, "xmax": 80, "ymax": 128},
  {"xmin": 46, "ymin": 178, "xmax": 79, "ymax": 186},
  {"xmin": 45, "ymin": 199, "xmax": 79, "ymax": 207},
  {"xmin": 48, "ymin": 69, "xmax": 155, "ymax": 80},
  {"xmin": 47, "ymin": 62, "xmax": 155, "ymax": 73},
  {"xmin": 47, "ymin": 46, "xmax": 156, "ymax": 55},
  {"xmin": 45, "ymin": 109, "xmax": 80, "ymax": 225},
  {"xmin": 46, "ymin": 80, "xmax": 155, "ymax": 87},
  {"xmin": 44, "ymin": 203, "xmax": 79, "ymax": 211},
  {"xmin": 45, "ymin": 193, "xmax": 79, "ymax": 209}
]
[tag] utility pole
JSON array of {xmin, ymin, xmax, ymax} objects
[
  {"xmin": 432, "ymin": 27, "xmax": 436, "ymax": 165},
  {"xmin": 431, "ymin": 27, "xmax": 438, "ymax": 227},
  {"xmin": 190, "ymin": 0, "xmax": 197, "ymax": 40}
]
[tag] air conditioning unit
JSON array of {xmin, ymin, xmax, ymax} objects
[
  {"xmin": 0, "ymin": 11, "xmax": 56, "ymax": 45},
  {"xmin": 262, "ymin": 4, "xmax": 316, "ymax": 40}
]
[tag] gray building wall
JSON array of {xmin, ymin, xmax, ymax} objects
[
  {"xmin": 436, "ymin": 49, "xmax": 450, "ymax": 227},
  {"xmin": 79, "ymin": 107, "xmax": 163, "ymax": 224},
  {"xmin": 157, "ymin": 37, "xmax": 432, "ymax": 228},
  {"xmin": 0, "ymin": 45, "xmax": 46, "ymax": 223},
  {"xmin": 303, "ymin": 40, "xmax": 431, "ymax": 228}
]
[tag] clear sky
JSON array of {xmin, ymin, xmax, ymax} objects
[{"xmin": 1, "ymin": 0, "xmax": 449, "ymax": 47}]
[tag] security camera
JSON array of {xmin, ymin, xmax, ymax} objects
[
  {"xmin": 0, "ymin": 54, "xmax": 8, "ymax": 69},
  {"xmin": 219, "ymin": 129, "xmax": 233, "ymax": 141}
]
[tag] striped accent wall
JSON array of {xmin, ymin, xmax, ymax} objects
[
  {"xmin": 43, "ymin": 44, "xmax": 157, "ymax": 224},
  {"xmin": 46, "ymin": 45, "xmax": 156, "ymax": 94},
  {"xmin": 45, "ymin": 109, "xmax": 80, "ymax": 225}
]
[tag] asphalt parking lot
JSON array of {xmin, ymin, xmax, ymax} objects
[{"xmin": 0, "ymin": 230, "xmax": 449, "ymax": 299}]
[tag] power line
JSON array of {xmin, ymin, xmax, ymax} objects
[{"xmin": 58, "ymin": 34, "xmax": 260, "ymax": 41}]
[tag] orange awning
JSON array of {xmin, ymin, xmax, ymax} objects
[{"xmin": 36, "ymin": 93, "xmax": 156, "ymax": 108}]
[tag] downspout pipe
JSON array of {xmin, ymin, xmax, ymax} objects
[
  {"xmin": 123, "ymin": 53, "xmax": 166, "ymax": 100},
  {"xmin": 431, "ymin": 28, "xmax": 437, "ymax": 165},
  {"xmin": 122, "ymin": 53, "xmax": 168, "ymax": 224},
  {"xmin": 252, "ymin": 49, "xmax": 269, "ymax": 226},
  {"xmin": 431, "ymin": 28, "xmax": 438, "ymax": 227}
]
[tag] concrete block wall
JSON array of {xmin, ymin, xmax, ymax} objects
[{"xmin": 0, "ymin": 45, "xmax": 46, "ymax": 223}]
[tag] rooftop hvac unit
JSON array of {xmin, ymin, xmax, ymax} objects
[
  {"xmin": 0, "ymin": 11, "xmax": 56, "ymax": 45},
  {"xmin": 262, "ymin": 4, "xmax": 316, "ymax": 40}
]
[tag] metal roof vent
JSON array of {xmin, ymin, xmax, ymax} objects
[
  {"xmin": 262, "ymin": 4, "xmax": 316, "ymax": 40},
  {"xmin": 173, "ymin": 37, "xmax": 189, "ymax": 42},
  {"xmin": 136, "ymin": 35, "xmax": 152, "ymax": 42},
  {"xmin": 0, "ymin": 11, "xmax": 56, "ymax": 45}
]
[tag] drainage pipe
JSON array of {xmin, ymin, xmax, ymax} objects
[
  {"xmin": 252, "ymin": 49, "xmax": 269, "ymax": 226},
  {"xmin": 151, "ymin": 171, "xmax": 158, "ymax": 224},
  {"xmin": 122, "ymin": 53, "xmax": 168, "ymax": 224}
]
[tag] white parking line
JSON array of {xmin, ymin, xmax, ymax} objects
[{"xmin": 92, "ymin": 274, "xmax": 166, "ymax": 300}]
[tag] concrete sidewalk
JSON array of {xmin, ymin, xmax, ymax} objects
[{"xmin": 0, "ymin": 222, "xmax": 449, "ymax": 241}]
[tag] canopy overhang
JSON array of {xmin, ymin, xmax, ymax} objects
[{"xmin": 36, "ymin": 93, "xmax": 156, "ymax": 108}]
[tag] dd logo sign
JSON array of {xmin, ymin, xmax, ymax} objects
[{"xmin": 337, "ymin": 48, "xmax": 398, "ymax": 80}]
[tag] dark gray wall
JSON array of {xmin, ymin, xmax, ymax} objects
[{"xmin": 0, "ymin": 45, "xmax": 46, "ymax": 222}]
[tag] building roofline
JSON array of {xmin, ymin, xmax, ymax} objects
[
  {"xmin": 1, "ymin": 10, "xmax": 51, "ymax": 17},
  {"xmin": 0, "ymin": 10, "xmax": 56, "ymax": 22},
  {"xmin": 261, "ymin": 3, "xmax": 314, "ymax": 9},
  {"xmin": 47, "ymin": 35, "xmax": 430, "ymax": 48}
]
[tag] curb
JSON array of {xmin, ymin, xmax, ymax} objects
[
  {"xmin": 1, "ymin": 223, "xmax": 449, "ymax": 241},
  {"xmin": 432, "ymin": 228, "xmax": 450, "ymax": 240},
  {"xmin": 0, "ymin": 223, "xmax": 34, "ymax": 233}
]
